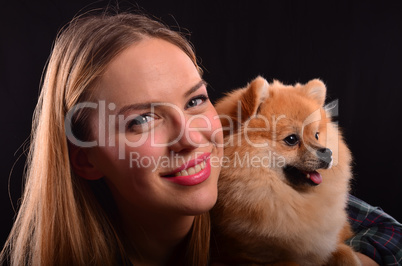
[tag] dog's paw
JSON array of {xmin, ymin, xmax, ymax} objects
[{"xmin": 326, "ymin": 243, "xmax": 361, "ymax": 266}]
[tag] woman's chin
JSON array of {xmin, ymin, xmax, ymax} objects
[{"xmin": 182, "ymin": 188, "xmax": 218, "ymax": 216}]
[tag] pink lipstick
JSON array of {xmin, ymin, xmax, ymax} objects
[{"xmin": 161, "ymin": 152, "xmax": 212, "ymax": 186}]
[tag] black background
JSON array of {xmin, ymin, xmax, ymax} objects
[{"xmin": 1, "ymin": 0, "xmax": 401, "ymax": 247}]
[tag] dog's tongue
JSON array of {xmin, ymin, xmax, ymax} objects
[{"xmin": 306, "ymin": 171, "xmax": 323, "ymax": 184}]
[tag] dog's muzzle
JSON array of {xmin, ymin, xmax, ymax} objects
[{"xmin": 317, "ymin": 148, "xmax": 333, "ymax": 169}]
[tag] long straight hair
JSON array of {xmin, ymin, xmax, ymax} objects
[{"xmin": 1, "ymin": 12, "xmax": 209, "ymax": 265}]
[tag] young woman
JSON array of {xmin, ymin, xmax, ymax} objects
[
  {"xmin": 1, "ymin": 12, "xmax": 401, "ymax": 265},
  {"xmin": 1, "ymin": 13, "xmax": 223, "ymax": 265}
]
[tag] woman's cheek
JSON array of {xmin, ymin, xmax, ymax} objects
[
  {"xmin": 207, "ymin": 109, "xmax": 224, "ymax": 147},
  {"xmin": 123, "ymin": 132, "xmax": 168, "ymax": 169}
]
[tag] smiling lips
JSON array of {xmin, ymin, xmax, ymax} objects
[
  {"xmin": 161, "ymin": 152, "xmax": 212, "ymax": 186},
  {"xmin": 174, "ymin": 160, "xmax": 207, "ymax": 177}
]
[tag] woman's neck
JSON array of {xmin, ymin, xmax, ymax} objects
[
  {"xmin": 125, "ymin": 213, "xmax": 194, "ymax": 265},
  {"xmin": 112, "ymin": 195, "xmax": 195, "ymax": 264}
]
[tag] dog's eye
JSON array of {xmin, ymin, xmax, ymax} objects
[
  {"xmin": 284, "ymin": 134, "xmax": 299, "ymax": 146},
  {"xmin": 315, "ymin": 132, "xmax": 319, "ymax": 140}
]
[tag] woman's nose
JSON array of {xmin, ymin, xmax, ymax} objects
[{"xmin": 168, "ymin": 115, "xmax": 208, "ymax": 153}]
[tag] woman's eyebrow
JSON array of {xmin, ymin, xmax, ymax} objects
[
  {"xmin": 184, "ymin": 80, "xmax": 207, "ymax": 98},
  {"xmin": 117, "ymin": 80, "xmax": 207, "ymax": 116},
  {"xmin": 117, "ymin": 102, "xmax": 154, "ymax": 116}
]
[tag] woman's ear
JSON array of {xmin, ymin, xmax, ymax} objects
[{"xmin": 68, "ymin": 143, "xmax": 103, "ymax": 180}]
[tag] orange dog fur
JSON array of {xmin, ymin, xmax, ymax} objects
[{"xmin": 211, "ymin": 77, "xmax": 360, "ymax": 265}]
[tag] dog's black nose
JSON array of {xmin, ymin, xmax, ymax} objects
[{"xmin": 317, "ymin": 148, "xmax": 333, "ymax": 167}]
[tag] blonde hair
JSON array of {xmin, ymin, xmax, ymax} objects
[{"xmin": 1, "ymin": 12, "xmax": 209, "ymax": 265}]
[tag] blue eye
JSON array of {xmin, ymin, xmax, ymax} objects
[
  {"xmin": 186, "ymin": 95, "xmax": 209, "ymax": 109},
  {"xmin": 127, "ymin": 113, "xmax": 155, "ymax": 129}
]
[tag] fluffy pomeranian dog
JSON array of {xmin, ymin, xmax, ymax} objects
[{"xmin": 210, "ymin": 77, "xmax": 360, "ymax": 265}]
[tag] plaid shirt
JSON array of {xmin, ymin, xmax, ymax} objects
[{"xmin": 346, "ymin": 194, "xmax": 402, "ymax": 265}]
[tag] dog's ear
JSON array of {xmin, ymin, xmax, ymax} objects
[
  {"xmin": 214, "ymin": 76, "xmax": 269, "ymax": 130},
  {"xmin": 301, "ymin": 79, "xmax": 326, "ymax": 106},
  {"xmin": 239, "ymin": 76, "xmax": 269, "ymax": 121}
]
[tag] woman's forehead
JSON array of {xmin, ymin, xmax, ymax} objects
[{"xmin": 94, "ymin": 38, "xmax": 201, "ymax": 105}]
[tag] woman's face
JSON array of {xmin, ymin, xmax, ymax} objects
[{"xmin": 85, "ymin": 38, "xmax": 223, "ymax": 218}]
